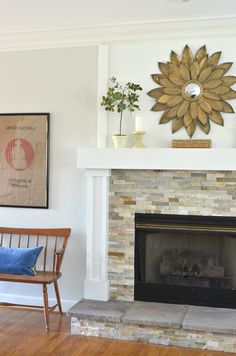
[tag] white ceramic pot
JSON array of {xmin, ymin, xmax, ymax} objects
[{"xmin": 112, "ymin": 134, "xmax": 128, "ymax": 148}]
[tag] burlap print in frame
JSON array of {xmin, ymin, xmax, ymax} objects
[{"xmin": 0, "ymin": 113, "xmax": 49, "ymax": 208}]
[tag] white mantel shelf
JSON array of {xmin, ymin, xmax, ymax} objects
[{"xmin": 77, "ymin": 148, "xmax": 236, "ymax": 171}]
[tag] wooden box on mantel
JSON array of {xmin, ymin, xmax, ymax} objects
[{"xmin": 172, "ymin": 139, "xmax": 212, "ymax": 148}]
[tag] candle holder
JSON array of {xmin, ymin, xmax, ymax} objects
[{"xmin": 133, "ymin": 131, "xmax": 146, "ymax": 148}]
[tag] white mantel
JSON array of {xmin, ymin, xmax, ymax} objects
[
  {"xmin": 78, "ymin": 147, "xmax": 236, "ymax": 301},
  {"xmin": 77, "ymin": 148, "xmax": 236, "ymax": 171}
]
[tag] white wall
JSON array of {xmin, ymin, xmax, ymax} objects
[
  {"xmin": 108, "ymin": 35, "xmax": 236, "ymax": 148},
  {"xmin": 0, "ymin": 46, "xmax": 98, "ymax": 309},
  {"xmin": 2, "ymin": 26, "xmax": 236, "ymax": 309}
]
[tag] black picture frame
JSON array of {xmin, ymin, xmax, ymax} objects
[{"xmin": 0, "ymin": 113, "xmax": 50, "ymax": 208}]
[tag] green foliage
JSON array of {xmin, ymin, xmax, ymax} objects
[{"xmin": 101, "ymin": 77, "xmax": 142, "ymax": 135}]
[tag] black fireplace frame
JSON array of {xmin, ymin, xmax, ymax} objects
[{"xmin": 134, "ymin": 213, "xmax": 236, "ymax": 308}]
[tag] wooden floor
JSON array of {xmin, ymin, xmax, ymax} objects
[{"xmin": 0, "ymin": 308, "xmax": 233, "ymax": 356}]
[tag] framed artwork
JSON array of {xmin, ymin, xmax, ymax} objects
[{"xmin": 0, "ymin": 113, "xmax": 49, "ymax": 208}]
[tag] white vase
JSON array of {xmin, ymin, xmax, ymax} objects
[{"xmin": 112, "ymin": 134, "xmax": 128, "ymax": 148}]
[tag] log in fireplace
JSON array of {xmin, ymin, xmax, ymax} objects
[{"xmin": 135, "ymin": 213, "xmax": 236, "ymax": 308}]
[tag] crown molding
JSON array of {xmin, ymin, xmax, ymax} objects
[{"xmin": 0, "ymin": 16, "xmax": 236, "ymax": 51}]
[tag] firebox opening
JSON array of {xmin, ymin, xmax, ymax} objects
[{"xmin": 135, "ymin": 213, "xmax": 236, "ymax": 308}]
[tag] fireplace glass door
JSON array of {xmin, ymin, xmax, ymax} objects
[
  {"xmin": 135, "ymin": 213, "xmax": 236, "ymax": 308},
  {"xmin": 145, "ymin": 231, "xmax": 235, "ymax": 289}
]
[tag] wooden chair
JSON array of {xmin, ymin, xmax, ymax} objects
[{"xmin": 0, "ymin": 227, "xmax": 71, "ymax": 330}]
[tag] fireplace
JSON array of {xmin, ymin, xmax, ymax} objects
[{"xmin": 135, "ymin": 213, "xmax": 236, "ymax": 308}]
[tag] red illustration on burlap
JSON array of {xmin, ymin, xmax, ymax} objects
[{"xmin": 5, "ymin": 138, "xmax": 35, "ymax": 171}]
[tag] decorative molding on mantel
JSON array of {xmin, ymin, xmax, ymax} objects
[
  {"xmin": 0, "ymin": 16, "xmax": 236, "ymax": 51},
  {"xmin": 77, "ymin": 148, "xmax": 236, "ymax": 171}
]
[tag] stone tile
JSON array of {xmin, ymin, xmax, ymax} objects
[
  {"xmin": 67, "ymin": 299, "xmax": 132, "ymax": 322},
  {"xmin": 183, "ymin": 305, "xmax": 236, "ymax": 334},
  {"xmin": 122, "ymin": 301, "xmax": 187, "ymax": 329}
]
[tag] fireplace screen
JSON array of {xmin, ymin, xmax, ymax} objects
[
  {"xmin": 135, "ymin": 213, "xmax": 236, "ymax": 308},
  {"xmin": 145, "ymin": 231, "xmax": 235, "ymax": 289}
]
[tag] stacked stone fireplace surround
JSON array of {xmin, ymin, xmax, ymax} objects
[
  {"xmin": 69, "ymin": 169, "xmax": 236, "ymax": 352},
  {"xmin": 108, "ymin": 169, "xmax": 236, "ymax": 301}
]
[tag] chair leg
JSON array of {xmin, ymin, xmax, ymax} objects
[
  {"xmin": 42, "ymin": 284, "xmax": 50, "ymax": 330},
  {"xmin": 54, "ymin": 281, "xmax": 63, "ymax": 315}
]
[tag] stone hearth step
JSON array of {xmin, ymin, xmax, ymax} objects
[
  {"xmin": 183, "ymin": 305, "xmax": 236, "ymax": 335},
  {"xmin": 67, "ymin": 300, "xmax": 236, "ymax": 353},
  {"xmin": 122, "ymin": 301, "xmax": 187, "ymax": 329},
  {"xmin": 68, "ymin": 299, "xmax": 131, "ymax": 323}
]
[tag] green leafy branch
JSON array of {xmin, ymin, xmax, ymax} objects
[{"xmin": 101, "ymin": 77, "xmax": 142, "ymax": 135}]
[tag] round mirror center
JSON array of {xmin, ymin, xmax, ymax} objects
[{"xmin": 184, "ymin": 82, "xmax": 202, "ymax": 99}]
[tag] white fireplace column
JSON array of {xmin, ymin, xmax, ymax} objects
[{"xmin": 84, "ymin": 169, "xmax": 111, "ymax": 301}]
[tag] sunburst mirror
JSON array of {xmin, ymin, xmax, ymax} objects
[{"xmin": 148, "ymin": 45, "xmax": 236, "ymax": 137}]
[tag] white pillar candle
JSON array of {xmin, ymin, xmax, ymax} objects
[{"xmin": 135, "ymin": 116, "xmax": 143, "ymax": 132}]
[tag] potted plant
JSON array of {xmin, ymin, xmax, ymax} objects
[{"xmin": 101, "ymin": 77, "xmax": 142, "ymax": 148}]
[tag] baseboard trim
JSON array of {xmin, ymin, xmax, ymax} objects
[{"xmin": 0, "ymin": 292, "xmax": 78, "ymax": 312}]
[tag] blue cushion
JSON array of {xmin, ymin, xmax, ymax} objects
[{"xmin": 0, "ymin": 246, "xmax": 43, "ymax": 275}]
